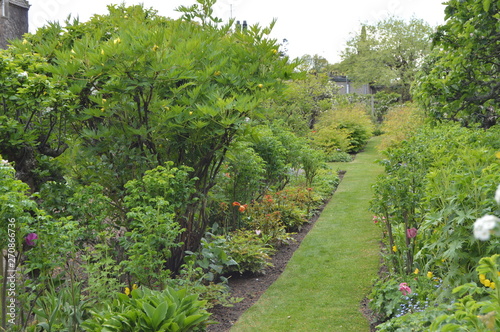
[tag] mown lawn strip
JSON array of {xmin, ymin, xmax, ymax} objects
[{"xmin": 230, "ymin": 137, "xmax": 384, "ymax": 331}]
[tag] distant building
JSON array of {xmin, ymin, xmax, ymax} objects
[
  {"xmin": 331, "ymin": 75, "xmax": 375, "ymax": 95},
  {"xmin": 0, "ymin": 0, "xmax": 30, "ymax": 49}
]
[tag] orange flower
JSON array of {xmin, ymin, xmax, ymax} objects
[
  {"xmin": 239, "ymin": 205, "xmax": 247, "ymax": 212},
  {"xmin": 232, "ymin": 202, "xmax": 240, "ymax": 207}
]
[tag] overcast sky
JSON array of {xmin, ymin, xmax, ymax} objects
[{"xmin": 28, "ymin": 0, "xmax": 447, "ymax": 63}]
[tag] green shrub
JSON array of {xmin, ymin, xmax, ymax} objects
[
  {"xmin": 327, "ymin": 151, "xmax": 353, "ymax": 162},
  {"xmin": 311, "ymin": 126, "xmax": 352, "ymax": 153},
  {"xmin": 82, "ymin": 287, "xmax": 210, "ymax": 332},
  {"xmin": 369, "ymin": 275, "xmax": 439, "ymax": 322},
  {"xmin": 120, "ymin": 163, "xmax": 196, "ymax": 288},
  {"xmin": 222, "ymin": 141, "xmax": 266, "ymax": 205},
  {"xmin": 28, "ymin": 282, "xmax": 91, "ymax": 332},
  {"xmin": 224, "ymin": 230, "xmax": 275, "ymax": 275},
  {"xmin": 315, "ymin": 103, "xmax": 374, "ymax": 153}
]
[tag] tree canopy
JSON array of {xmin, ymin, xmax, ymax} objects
[
  {"xmin": 413, "ymin": 0, "xmax": 500, "ymax": 128},
  {"xmin": 338, "ymin": 16, "xmax": 433, "ymax": 101}
]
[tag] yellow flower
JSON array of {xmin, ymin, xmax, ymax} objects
[
  {"xmin": 114, "ymin": 37, "xmax": 121, "ymax": 44},
  {"xmin": 132, "ymin": 284, "xmax": 138, "ymax": 290},
  {"xmin": 101, "ymin": 49, "xmax": 105, "ymax": 55},
  {"xmin": 495, "ymin": 151, "xmax": 500, "ymax": 159},
  {"xmin": 124, "ymin": 287, "xmax": 130, "ymax": 295},
  {"xmin": 22, "ymin": 39, "xmax": 28, "ymax": 45},
  {"xmin": 414, "ymin": 268, "xmax": 420, "ymax": 274},
  {"xmin": 427, "ymin": 271, "xmax": 433, "ymax": 278},
  {"xmin": 490, "ymin": 282, "xmax": 496, "ymax": 290},
  {"xmin": 258, "ymin": 84, "xmax": 263, "ymax": 88},
  {"xmin": 272, "ymin": 49, "xmax": 278, "ymax": 54},
  {"xmin": 214, "ymin": 71, "xmax": 221, "ymax": 76},
  {"xmin": 392, "ymin": 245, "xmax": 397, "ymax": 252},
  {"xmin": 480, "ymin": 274, "xmax": 487, "ymax": 282},
  {"xmin": 483, "ymin": 279, "xmax": 491, "ymax": 287},
  {"xmin": 152, "ymin": 44, "xmax": 159, "ymax": 52}
]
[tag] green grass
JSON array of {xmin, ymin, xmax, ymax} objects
[{"xmin": 230, "ymin": 137, "xmax": 384, "ymax": 331}]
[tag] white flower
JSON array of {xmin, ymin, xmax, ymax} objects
[
  {"xmin": 473, "ymin": 215, "xmax": 500, "ymax": 241},
  {"xmin": 495, "ymin": 184, "xmax": 500, "ymax": 205}
]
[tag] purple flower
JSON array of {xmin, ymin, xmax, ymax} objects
[
  {"xmin": 25, "ymin": 233, "xmax": 38, "ymax": 246},
  {"xmin": 406, "ymin": 228, "xmax": 417, "ymax": 239}
]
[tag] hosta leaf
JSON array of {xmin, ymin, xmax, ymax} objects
[{"xmin": 152, "ymin": 301, "xmax": 168, "ymax": 329}]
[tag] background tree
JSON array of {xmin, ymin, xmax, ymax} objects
[
  {"xmin": 338, "ymin": 16, "xmax": 433, "ymax": 101},
  {"xmin": 413, "ymin": 0, "xmax": 500, "ymax": 128},
  {"xmin": 297, "ymin": 54, "xmax": 331, "ymax": 74},
  {"xmin": 273, "ymin": 73, "xmax": 338, "ymax": 131}
]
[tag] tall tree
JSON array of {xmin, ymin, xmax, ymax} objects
[
  {"xmin": 298, "ymin": 54, "xmax": 331, "ymax": 74},
  {"xmin": 338, "ymin": 16, "xmax": 433, "ymax": 101},
  {"xmin": 413, "ymin": 0, "xmax": 500, "ymax": 128}
]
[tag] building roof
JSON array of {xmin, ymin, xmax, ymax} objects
[{"xmin": 9, "ymin": 0, "xmax": 30, "ymax": 9}]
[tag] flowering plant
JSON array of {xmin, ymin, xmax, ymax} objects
[{"xmin": 473, "ymin": 184, "xmax": 500, "ymax": 241}]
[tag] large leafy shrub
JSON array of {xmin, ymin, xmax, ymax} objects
[{"xmin": 315, "ymin": 103, "xmax": 374, "ymax": 153}]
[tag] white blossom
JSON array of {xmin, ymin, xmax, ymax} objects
[{"xmin": 473, "ymin": 215, "xmax": 500, "ymax": 241}]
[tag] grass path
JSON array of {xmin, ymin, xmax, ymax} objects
[{"xmin": 230, "ymin": 137, "xmax": 384, "ymax": 331}]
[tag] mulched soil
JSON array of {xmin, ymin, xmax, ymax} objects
[{"xmin": 206, "ymin": 170, "xmax": 379, "ymax": 332}]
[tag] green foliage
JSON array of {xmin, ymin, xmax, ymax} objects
[
  {"xmin": 413, "ymin": 0, "xmax": 500, "ymax": 128},
  {"xmin": 221, "ymin": 141, "xmax": 266, "ymax": 205},
  {"xmin": 300, "ymin": 148, "xmax": 327, "ymax": 188},
  {"xmin": 378, "ymin": 104, "xmax": 427, "ymax": 150},
  {"xmin": 28, "ymin": 283, "xmax": 91, "ymax": 332},
  {"xmin": 82, "ymin": 287, "xmax": 210, "ymax": 332},
  {"xmin": 326, "ymin": 151, "xmax": 353, "ymax": 162},
  {"xmin": 223, "ymin": 230, "xmax": 275, "ymax": 275},
  {"xmin": 120, "ymin": 163, "xmax": 195, "ymax": 288},
  {"xmin": 369, "ymin": 275, "xmax": 438, "ymax": 322},
  {"xmin": 370, "ymin": 123, "xmax": 500, "ymax": 329},
  {"xmin": 316, "ymin": 103, "xmax": 374, "ymax": 153},
  {"xmin": 338, "ymin": 17, "xmax": 433, "ymax": 101},
  {"xmin": 4, "ymin": 2, "xmax": 298, "ymax": 274},
  {"xmin": 0, "ymin": 50, "xmax": 72, "ymax": 190},
  {"xmin": 273, "ymin": 73, "xmax": 338, "ymax": 131},
  {"xmin": 429, "ymin": 255, "xmax": 500, "ymax": 331}
]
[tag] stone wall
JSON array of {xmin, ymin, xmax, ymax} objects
[{"xmin": 0, "ymin": 0, "xmax": 30, "ymax": 49}]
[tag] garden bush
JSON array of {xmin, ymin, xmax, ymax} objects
[
  {"xmin": 223, "ymin": 230, "xmax": 275, "ymax": 275},
  {"xmin": 370, "ymin": 123, "xmax": 500, "ymax": 329},
  {"xmin": 315, "ymin": 103, "xmax": 374, "ymax": 153}
]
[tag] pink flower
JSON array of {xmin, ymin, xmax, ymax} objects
[
  {"xmin": 406, "ymin": 228, "xmax": 417, "ymax": 239},
  {"xmin": 398, "ymin": 282, "xmax": 412, "ymax": 296},
  {"xmin": 25, "ymin": 233, "xmax": 38, "ymax": 246},
  {"xmin": 255, "ymin": 230, "xmax": 261, "ymax": 236}
]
